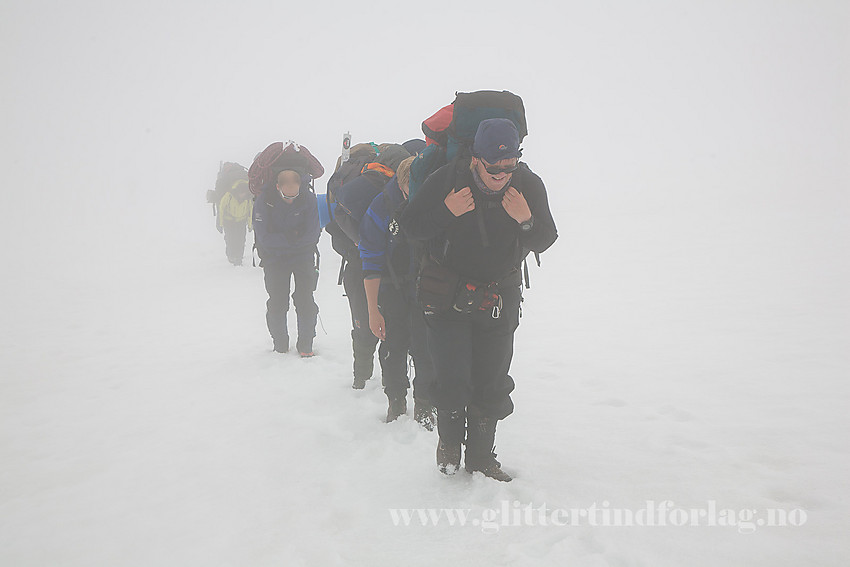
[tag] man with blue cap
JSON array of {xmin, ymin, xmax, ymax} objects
[{"xmin": 401, "ymin": 117, "xmax": 558, "ymax": 482}]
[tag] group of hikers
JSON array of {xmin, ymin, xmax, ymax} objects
[{"xmin": 205, "ymin": 91, "xmax": 558, "ymax": 482}]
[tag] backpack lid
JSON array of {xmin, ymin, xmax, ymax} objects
[
  {"xmin": 349, "ymin": 142, "xmax": 379, "ymax": 161},
  {"xmin": 449, "ymin": 90, "xmax": 528, "ymax": 145},
  {"xmin": 249, "ymin": 141, "xmax": 324, "ymax": 195},
  {"xmin": 375, "ymin": 144, "xmax": 412, "ymax": 173},
  {"xmin": 402, "ymin": 138, "xmax": 426, "ymax": 156}
]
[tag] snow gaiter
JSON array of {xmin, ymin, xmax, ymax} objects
[
  {"xmin": 436, "ymin": 408, "xmax": 465, "ymax": 474},
  {"xmin": 464, "ymin": 405, "xmax": 498, "ymax": 470}
]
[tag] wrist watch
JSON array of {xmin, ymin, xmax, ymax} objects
[{"xmin": 520, "ymin": 215, "xmax": 534, "ymax": 232}]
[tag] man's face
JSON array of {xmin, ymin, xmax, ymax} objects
[
  {"xmin": 276, "ymin": 170, "xmax": 301, "ymax": 201},
  {"xmin": 474, "ymin": 157, "xmax": 518, "ymax": 192}
]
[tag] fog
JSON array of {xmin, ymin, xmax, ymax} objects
[
  {"xmin": 1, "ymin": 0, "xmax": 848, "ymax": 565},
  {"xmin": 4, "ymin": 1, "xmax": 845, "ymax": 238}
]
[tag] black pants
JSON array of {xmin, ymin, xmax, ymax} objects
[
  {"xmin": 409, "ymin": 303, "xmax": 436, "ymax": 403},
  {"xmin": 423, "ymin": 276, "xmax": 521, "ymax": 420},
  {"xmin": 263, "ymin": 254, "xmax": 318, "ymax": 351},
  {"xmin": 342, "ymin": 258, "xmax": 379, "ymax": 380},
  {"xmin": 223, "ymin": 219, "xmax": 247, "ymax": 264},
  {"xmin": 377, "ymin": 282, "xmax": 435, "ymax": 401}
]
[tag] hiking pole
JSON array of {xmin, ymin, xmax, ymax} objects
[{"xmin": 341, "ymin": 132, "xmax": 351, "ymax": 164}]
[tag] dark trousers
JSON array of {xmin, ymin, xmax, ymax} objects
[
  {"xmin": 223, "ymin": 219, "xmax": 247, "ymax": 264},
  {"xmin": 377, "ymin": 282, "xmax": 436, "ymax": 401},
  {"xmin": 263, "ymin": 254, "xmax": 318, "ymax": 351},
  {"xmin": 342, "ymin": 259, "xmax": 379, "ymax": 380},
  {"xmin": 409, "ymin": 305, "xmax": 435, "ymax": 404},
  {"xmin": 423, "ymin": 278, "xmax": 521, "ymax": 421}
]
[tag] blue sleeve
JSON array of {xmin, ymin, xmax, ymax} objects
[{"xmin": 359, "ymin": 195, "xmax": 388, "ymax": 275}]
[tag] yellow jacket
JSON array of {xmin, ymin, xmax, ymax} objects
[{"xmin": 218, "ymin": 191, "xmax": 253, "ymax": 230}]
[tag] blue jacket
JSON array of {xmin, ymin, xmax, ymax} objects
[
  {"xmin": 253, "ymin": 180, "xmax": 320, "ymax": 265},
  {"xmin": 358, "ymin": 176, "xmax": 409, "ymax": 280}
]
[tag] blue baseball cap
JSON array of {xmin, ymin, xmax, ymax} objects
[{"xmin": 472, "ymin": 118, "xmax": 522, "ymax": 163}]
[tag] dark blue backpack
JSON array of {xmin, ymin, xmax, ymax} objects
[
  {"xmin": 325, "ymin": 142, "xmax": 379, "ymax": 223},
  {"xmin": 333, "ymin": 164, "xmax": 393, "ymax": 244}
]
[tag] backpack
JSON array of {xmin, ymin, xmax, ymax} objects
[
  {"xmin": 421, "ymin": 103, "xmax": 453, "ymax": 146},
  {"xmin": 324, "ymin": 142, "xmax": 379, "ymax": 222},
  {"xmin": 333, "ymin": 162, "xmax": 395, "ymax": 244},
  {"xmin": 207, "ymin": 162, "xmax": 248, "ymax": 212},
  {"xmin": 408, "ymin": 90, "xmax": 528, "ymax": 198},
  {"xmin": 327, "ymin": 141, "xmax": 410, "ymax": 244},
  {"xmin": 248, "ymin": 141, "xmax": 324, "ymax": 196}
]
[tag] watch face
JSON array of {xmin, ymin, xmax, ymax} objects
[{"xmin": 521, "ymin": 220, "xmax": 533, "ymax": 231}]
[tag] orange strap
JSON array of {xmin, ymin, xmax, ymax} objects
[{"xmin": 360, "ymin": 162, "xmax": 395, "ymax": 178}]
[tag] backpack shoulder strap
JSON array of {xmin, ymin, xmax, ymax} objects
[{"xmin": 429, "ymin": 159, "xmax": 466, "ymax": 262}]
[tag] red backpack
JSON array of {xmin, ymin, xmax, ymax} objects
[
  {"xmin": 248, "ymin": 141, "xmax": 325, "ymax": 196},
  {"xmin": 421, "ymin": 104, "xmax": 454, "ymax": 146}
]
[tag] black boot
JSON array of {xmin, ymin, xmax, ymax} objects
[
  {"xmin": 436, "ymin": 409, "xmax": 465, "ymax": 475},
  {"xmin": 386, "ymin": 396, "xmax": 407, "ymax": 423},
  {"xmin": 414, "ymin": 398, "xmax": 437, "ymax": 431},
  {"xmin": 464, "ymin": 406, "xmax": 512, "ymax": 482}
]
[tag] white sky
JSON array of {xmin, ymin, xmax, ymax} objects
[{"xmin": 0, "ymin": 0, "xmax": 847, "ymax": 277}]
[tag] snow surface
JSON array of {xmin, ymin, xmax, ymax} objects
[{"xmin": 1, "ymin": 1, "xmax": 848, "ymax": 566}]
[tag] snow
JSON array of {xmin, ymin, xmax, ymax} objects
[{"xmin": 1, "ymin": 1, "xmax": 849, "ymax": 565}]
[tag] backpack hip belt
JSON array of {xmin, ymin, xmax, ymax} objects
[{"xmin": 451, "ymin": 267, "xmax": 519, "ymax": 319}]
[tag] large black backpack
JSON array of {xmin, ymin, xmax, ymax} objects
[
  {"xmin": 324, "ymin": 142, "xmax": 379, "ymax": 223},
  {"xmin": 409, "ymin": 90, "xmax": 528, "ymax": 198}
]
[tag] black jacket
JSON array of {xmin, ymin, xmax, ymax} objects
[{"xmin": 400, "ymin": 159, "xmax": 558, "ymax": 283}]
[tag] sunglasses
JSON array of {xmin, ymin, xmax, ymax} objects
[{"xmin": 480, "ymin": 160, "xmax": 518, "ymax": 175}]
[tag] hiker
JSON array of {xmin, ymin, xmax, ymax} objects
[
  {"xmin": 252, "ymin": 150, "xmax": 322, "ymax": 357},
  {"xmin": 333, "ymin": 144, "xmax": 412, "ymax": 389},
  {"xmin": 216, "ymin": 178, "xmax": 253, "ymax": 266},
  {"xmin": 401, "ymin": 118, "xmax": 558, "ymax": 481},
  {"xmin": 359, "ymin": 156, "xmax": 436, "ymax": 425}
]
